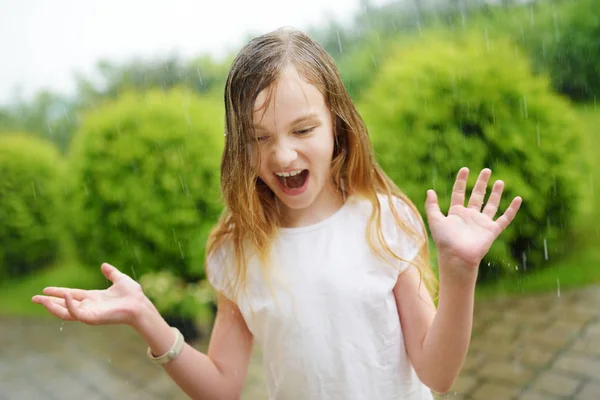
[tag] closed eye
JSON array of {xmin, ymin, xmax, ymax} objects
[
  {"xmin": 295, "ymin": 127, "xmax": 316, "ymax": 135},
  {"xmin": 256, "ymin": 135, "xmax": 270, "ymax": 142}
]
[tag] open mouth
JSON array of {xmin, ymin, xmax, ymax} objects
[{"xmin": 275, "ymin": 169, "xmax": 309, "ymax": 190}]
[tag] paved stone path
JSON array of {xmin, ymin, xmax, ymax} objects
[{"xmin": 1, "ymin": 285, "xmax": 599, "ymax": 399}]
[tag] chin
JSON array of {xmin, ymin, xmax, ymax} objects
[{"xmin": 275, "ymin": 191, "xmax": 315, "ymax": 210}]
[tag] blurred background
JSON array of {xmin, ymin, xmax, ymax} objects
[{"xmin": 1, "ymin": 0, "xmax": 599, "ymax": 398}]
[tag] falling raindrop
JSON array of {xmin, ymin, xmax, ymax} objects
[
  {"xmin": 179, "ymin": 173, "xmax": 188, "ymax": 196},
  {"xmin": 178, "ymin": 241, "xmax": 185, "ymax": 260},
  {"xmin": 336, "ymin": 30, "xmax": 343, "ymax": 54},
  {"xmin": 197, "ymin": 67, "xmax": 203, "ymax": 86},
  {"xmin": 536, "ymin": 124, "xmax": 540, "ymax": 148},
  {"xmin": 529, "ymin": 5, "xmax": 535, "ymax": 27},
  {"xmin": 520, "ymin": 26, "xmax": 525, "ymax": 44},
  {"xmin": 543, "ymin": 238, "xmax": 548, "ymax": 260},
  {"xmin": 557, "ymin": 278, "xmax": 561, "ymax": 297}
]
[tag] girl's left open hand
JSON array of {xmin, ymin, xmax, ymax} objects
[{"xmin": 425, "ymin": 167, "xmax": 522, "ymax": 269}]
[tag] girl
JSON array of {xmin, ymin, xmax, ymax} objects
[{"xmin": 32, "ymin": 28, "xmax": 522, "ymax": 399}]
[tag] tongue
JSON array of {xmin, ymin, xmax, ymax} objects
[{"xmin": 284, "ymin": 170, "xmax": 308, "ymax": 189}]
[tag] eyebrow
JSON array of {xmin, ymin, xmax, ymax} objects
[{"xmin": 253, "ymin": 112, "xmax": 321, "ymax": 132}]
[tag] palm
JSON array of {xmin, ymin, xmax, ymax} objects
[
  {"xmin": 32, "ymin": 263, "xmax": 146, "ymax": 326},
  {"xmin": 425, "ymin": 168, "xmax": 522, "ymax": 268}
]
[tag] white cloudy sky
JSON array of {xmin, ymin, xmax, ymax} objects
[{"xmin": 0, "ymin": 0, "xmax": 392, "ymax": 105}]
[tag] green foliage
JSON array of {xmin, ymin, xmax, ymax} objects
[
  {"xmin": 523, "ymin": 0, "xmax": 600, "ymax": 101},
  {"xmin": 139, "ymin": 270, "xmax": 215, "ymax": 320},
  {"xmin": 67, "ymin": 88, "xmax": 224, "ymax": 280},
  {"xmin": 337, "ymin": 33, "xmax": 400, "ymax": 101},
  {"xmin": 360, "ymin": 31, "xmax": 587, "ymax": 280},
  {"xmin": 76, "ymin": 55, "xmax": 230, "ymax": 109},
  {"xmin": 0, "ymin": 91, "xmax": 77, "ymax": 153},
  {"xmin": 0, "ymin": 134, "xmax": 65, "ymax": 278}
]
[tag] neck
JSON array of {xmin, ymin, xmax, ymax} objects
[{"xmin": 279, "ymin": 182, "xmax": 345, "ymax": 228}]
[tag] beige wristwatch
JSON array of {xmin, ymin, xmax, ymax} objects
[{"xmin": 146, "ymin": 327, "xmax": 185, "ymax": 365}]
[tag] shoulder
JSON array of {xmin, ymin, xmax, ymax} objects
[
  {"xmin": 377, "ymin": 193, "xmax": 423, "ymax": 232},
  {"xmin": 206, "ymin": 237, "xmax": 237, "ymax": 296},
  {"xmin": 347, "ymin": 193, "xmax": 423, "ymax": 233},
  {"xmin": 375, "ymin": 193, "xmax": 427, "ymax": 266}
]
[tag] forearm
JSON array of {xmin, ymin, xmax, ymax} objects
[
  {"xmin": 419, "ymin": 260, "xmax": 478, "ymax": 392},
  {"xmin": 132, "ymin": 298, "xmax": 235, "ymax": 400}
]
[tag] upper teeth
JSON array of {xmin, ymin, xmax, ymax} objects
[{"xmin": 276, "ymin": 170, "xmax": 303, "ymax": 177}]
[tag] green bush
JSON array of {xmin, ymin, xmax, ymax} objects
[
  {"xmin": 139, "ymin": 270, "xmax": 215, "ymax": 321},
  {"xmin": 67, "ymin": 88, "xmax": 224, "ymax": 280},
  {"xmin": 338, "ymin": 33, "xmax": 398, "ymax": 101},
  {"xmin": 0, "ymin": 134, "xmax": 64, "ymax": 278},
  {"xmin": 523, "ymin": 0, "xmax": 600, "ymax": 101},
  {"xmin": 360, "ymin": 31, "xmax": 587, "ymax": 280}
]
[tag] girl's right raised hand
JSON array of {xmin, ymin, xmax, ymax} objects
[{"xmin": 32, "ymin": 263, "xmax": 150, "ymax": 327}]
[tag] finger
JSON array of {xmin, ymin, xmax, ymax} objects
[
  {"xmin": 450, "ymin": 168, "xmax": 469, "ymax": 208},
  {"xmin": 425, "ymin": 189, "xmax": 444, "ymax": 223},
  {"xmin": 495, "ymin": 196, "xmax": 523, "ymax": 232},
  {"xmin": 482, "ymin": 180, "xmax": 504, "ymax": 219},
  {"xmin": 42, "ymin": 287, "xmax": 88, "ymax": 301},
  {"xmin": 467, "ymin": 168, "xmax": 492, "ymax": 211},
  {"xmin": 32, "ymin": 296, "xmax": 77, "ymax": 321},
  {"xmin": 64, "ymin": 292, "xmax": 89, "ymax": 323},
  {"xmin": 101, "ymin": 263, "xmax": 125, "ymax": 283},
  {"xmin": 33, "ymin": 295, "xmax": 68, "ymax": 308}
]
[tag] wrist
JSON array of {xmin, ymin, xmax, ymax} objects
[
  {"xmin": 438, "ymin": 258, "xmax": 479, "ymax": 290},
  {"xmin": 131, "ymin": 295, "xmax": 164, "ymax": 334},
  {"xmin": 130, "ymin": 295, "xmax": 178, "ymax": 359}
]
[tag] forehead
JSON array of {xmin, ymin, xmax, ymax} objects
[{"xmin": 252, "ymin": 66, "xmax": 326, "ymax": 126}]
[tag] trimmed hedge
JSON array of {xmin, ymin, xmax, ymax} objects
[
  {"xmin": 0, "ymin": 134, "xmax": 64, "ymax": 278},
  {"xmin": 360, "ymin": 32, "xmax": 587, "ymax": 280},
  {"xmin": 67, "ymin": 88, "xmax": 224, "ymax": 280}
]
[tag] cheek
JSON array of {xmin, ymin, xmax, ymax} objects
[
  {"xmin": 254, "ymin": 146, "xmax": 271, "ymax": 179},
  {"xmin": 317, "ymin": 133, "xmax": 336, "ymax": 166}
]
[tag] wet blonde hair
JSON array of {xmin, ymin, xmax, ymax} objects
[{"xmin": 206, "ymin": 27, "xmax": 438, "ymax": 301}]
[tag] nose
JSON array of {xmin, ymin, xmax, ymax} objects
[{"xmin": 272, "ymin": 138, "xmax": 298, "ymax": 168}]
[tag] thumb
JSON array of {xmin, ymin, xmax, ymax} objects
[
  {"xmin": 101, "ymin": 263, "xmax": 125, "ymax": 283},
  {"xmin": 425, "ymin": 190, "xmax": 443, "ymax": 223}
]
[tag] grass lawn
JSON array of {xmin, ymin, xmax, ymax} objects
[
  {"xmin": 476, "ymin": 242, "xmax": 600, "ymax": 299},
  {"xmin": 0, "ymin": 260, "xmax": 107, "ymax": 317}
]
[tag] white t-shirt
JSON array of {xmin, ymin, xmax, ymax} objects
[{"xmin": 208, "ymin": 194, "xmax": 434, "ymax": 400}]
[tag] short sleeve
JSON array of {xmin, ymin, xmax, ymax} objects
[
  {"xmin": 381, "ymin": 195, "xmax": 427, "ymax": 273},
  {"xmin": 206, "ymin": 244, "xmax": 237, "ymax": 302}
]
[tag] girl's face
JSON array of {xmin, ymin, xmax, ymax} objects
[{"xmin": 252, "ymin": 65, "xmax": 339, "ymax": 223}]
